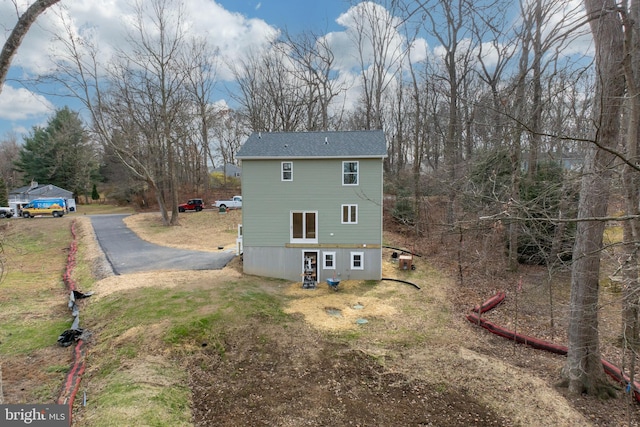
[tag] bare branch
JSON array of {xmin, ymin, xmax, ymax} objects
[{"xmin": 0, "ymin": 0, "xmax": 60, "ymax": 95}]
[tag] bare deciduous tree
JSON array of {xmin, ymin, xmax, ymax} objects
[
  {"xmin": 182, "ymin": 37, "xmax": 219, "ymax": 195},
  {"xmin": 279, "ymin": 30, "xmax": 348, "ymax": 131},
  {"xmin": 562, "ymin": 0, "xmax": 626, "ymax": 397},
  {"xmin": 231, "ymin": 46, "xmax": 308, "ymax": 132},
  {"xmin": 52, "ymin": 0, "xmax": 219, "ymax": 224},
  {"xmin": 106, "ymin": 0, "xmax": 190, "ymax": 225},
  {"xmin": 347, "ymin": 1, "xmax": 405, "ymax": 131},
  {"xmin": 0, "ymin": 132, "xmax": 22, "ymax": 189},
  {"xmin": 619, "ymin": 1, "xmax": 640, "ymax": 410},
  {"xmin": 210, "ymin": 108, "xmax": 247, "ymax": 186}
]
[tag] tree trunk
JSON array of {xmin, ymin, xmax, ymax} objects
[
  {"xmin": 564, "ymin": 147, "xmax": 615, "ymax": 396},
  {"xmin": 527, "ymin": 0, "xmax": 543, "ymax": 179},
  {"xmin": 168, "ymin": 138, "xmax": 180, "ymax": 226},
  {"xmin": 621, "ymin": 0, "xmax": 640, "ymax": 355},
  {"xmin": 156, "ymin": 190, "xmax": 170, "ymax": 226},
  {"xmin": 563, "ymin": 0, "xmax": 625, "ymax": 396},
  {"xmin": 621, "ymin": 220, "xmax": 639, "ymax": 348},
  {"xmin": 508, "ymin": 147, "xmax": 521, "ymax": 272}
]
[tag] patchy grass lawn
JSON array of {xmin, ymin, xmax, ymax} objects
[{"xmin": 0, "ymin": 216, "xmax": 76, "ymax": 403}]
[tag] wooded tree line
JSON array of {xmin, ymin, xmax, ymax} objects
[
  {"xmin": 0, "ymin": 0, "xmax": 638, "ymax": 405},
  {"xmin": 1, "ymin": 0, "xmax": 595, "ymax": 225}
]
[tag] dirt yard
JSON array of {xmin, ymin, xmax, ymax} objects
[{"xmin": 91, "ymin": 209, "xmax": 640, "ymax": 426}]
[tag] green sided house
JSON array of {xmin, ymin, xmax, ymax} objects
[{"xmin": 236, "ymin": 130, "xmax": 387, "ymax": 286}]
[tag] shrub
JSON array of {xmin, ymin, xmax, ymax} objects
[
  {"xmin": 516, "ymin": 162, "xmax": 578, "ymax": 265},
  {"xmin": 392, "ymin": 189, "xmax": 416, "ymax": 225}
]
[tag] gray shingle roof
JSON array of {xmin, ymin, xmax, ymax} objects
[
  {"xmin": 10, "ymin": 183, "xmax": 73, "ymax": 198},
  {"xmin": 236, "ymin": 130, "xmax": 387, "ymax": 159}
]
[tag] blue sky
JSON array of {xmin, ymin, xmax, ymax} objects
[
  {"xmin": 0, "ymin": 0, "xmax": 354, "ymax": 138},
  {"xmin": 216, "ymin": 0, "xmax": 348, "ymax": 34}
]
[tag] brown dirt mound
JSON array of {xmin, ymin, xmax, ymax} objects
[{"xmin": 189, "ymin": 319, "xmax": 511, "ymax": 427}]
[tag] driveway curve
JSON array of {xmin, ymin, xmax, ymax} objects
[{"xmin": 90, "ymin": 214, "xmax": 236, "ymax": 275}]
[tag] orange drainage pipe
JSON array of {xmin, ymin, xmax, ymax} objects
[
  {"xmin": 467, "ymin": 292, "xmax": 640, "ymax": 403},
  {"xmin": 57, "ymin": 220, "xmax": 88, "ymax": 423}
]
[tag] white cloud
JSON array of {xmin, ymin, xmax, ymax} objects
[
  {"xmin": 0, "ymin": 0, "xmax": 283, "ymax": 135},
  {"xmin": 181, "ymin": 0, "xmax": 278, "ymax": 72},
  {"xmin": 408, "ymin": 38, "xmax": 429, "ymax": 65},
  {"xmin": 0, "ymin": 84, "xmax": 55, "ymax": 121},
  {"xmin": 10, "ymin": 125, "xmax": 29, "ymax": 136},
  {"xmin": 0, "ymin": 0, "xmax": 279, "ymax": 81},
  {"xmin": 324, "ymin": 2, "xmax": 408, "ymax": 73}
]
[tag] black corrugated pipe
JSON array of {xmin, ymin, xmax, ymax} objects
[
  {"xmin": 381, "ymin": 277, "xmax": 421, "ymax": 290},
  {"xmin": 383, "ymin": 246, "xmax": 422, "ymax": 257}
]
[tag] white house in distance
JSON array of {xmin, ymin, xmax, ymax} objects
[{"xmin": 236, "ymin": 130, "xmax": 387, "ymax": 286}]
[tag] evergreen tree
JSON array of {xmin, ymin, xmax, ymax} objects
[
  {"xmin": 15, "ymin": 126, "xmax": 54, "ymax": 184},
  {"xmin": 91, "ymin": 183, "xmax": 100, "ymax": 201},
  {"xmin": 15, "ymin": 107, "xmax": 101, "ymax": 197}
]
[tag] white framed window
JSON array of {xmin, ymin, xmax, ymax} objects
[
  {"xmin": 342, "ymin": 161, "xmax": 359, "ymax": 185},
  {"xmin": 341, "ymin": 204, "xmax": 358, "ymax": 224},
  {"xmin": 282, "ymin": 161, "xmax": 293, "ymax": 181},
  {"xmin": 323, "ymin": 251, "xmax": 336, "ymax": 270},
  {"xmin": 291, "ymin": 211, "xmax": 318, "ymax": 243},
  {"xmin": 351, "ymin": 251, "xmax": 364, "ymax": 270}
]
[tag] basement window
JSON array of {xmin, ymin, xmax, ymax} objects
[{"xmin": 351, "ymin": 251, "xmax": 364, "ymax": 270}]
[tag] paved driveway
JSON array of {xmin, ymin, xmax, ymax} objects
[{"xmin": 90, "ymin": 214, "xmax": 236, "ymax": 275}]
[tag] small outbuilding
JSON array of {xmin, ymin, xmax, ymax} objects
[{"xmin": 9, "ymin": 182, "xmax": 76, "ymax": 213}]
